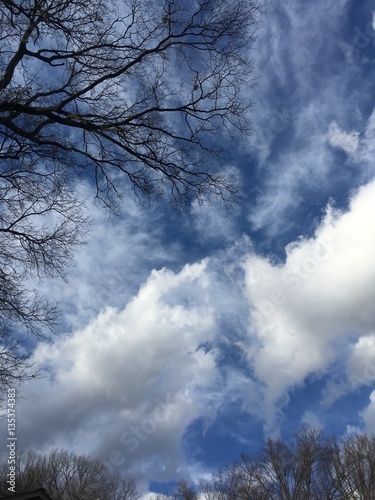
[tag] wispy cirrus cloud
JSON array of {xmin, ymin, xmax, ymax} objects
[
  {"xmin": 327, "ymin": 122, "xmax": 360, "ymax": 155},
  {"xmin": 245, "ymin": 0, "xmax": 375, "ymax": 241}
]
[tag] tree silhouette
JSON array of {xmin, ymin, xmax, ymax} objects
[
  {"xmin": 0, "ymin": 0, "xmax": 263, "ymax": 402},
  {"xmin": 0, "ymin": 449, "xmax": 140, "ymax": 499},
  {"xmin": 200, "ymin": 428, "xmax": 375, "ymax": 500}
]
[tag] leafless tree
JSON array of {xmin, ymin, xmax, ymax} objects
[
  {"xmin": 0, "ymin": 0, "xmax": 262, "ymax": 208},
  {"xmin": 331, "ymin": 433, "xmax": 375, "ymax": 499},
  {"xmin": 156, "ymin": 479, "xmax": 198, "ymax": 500},
  {"xmin": 200, "ymin": 427, "xmax": 375, "ymax": 500},
  {"xmin": 0, "ymin": 340, "xmax": 38, "ymax": 408},
  {"xmin": 174, "ymin": 480, "xmax": 199, "ymax": 500},
  {"xmin": 201, "ymin": 461, "xmax": 265, "ymax": 500},
  {"xmin": 0, "ymin": 449, "xmax": 140, "ymax": 499},
  {"xmin": 0, "ymin": 0, "xmax": 262, "ymax": 406}
]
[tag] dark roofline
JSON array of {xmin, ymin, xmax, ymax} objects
[{"xmin": 0, "ymin": 489, "xmax": 53, "ymax": 500}]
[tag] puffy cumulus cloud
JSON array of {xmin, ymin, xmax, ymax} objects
[
  {"xmin": 16, "ymin": 261, "xmax": 220, "ymax": 484},
  {"xmin": 327, "ymin": 122, "xmax": 359, "ymax": 155},
  {"xmin": 243, "ymin": 180, "xmax": 375, "ymax": 432}
]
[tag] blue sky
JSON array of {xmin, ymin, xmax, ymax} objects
[{"xmin": 2, "ymin": 0, "xmax": 375, "ymax": 497}]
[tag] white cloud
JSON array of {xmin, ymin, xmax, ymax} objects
[
  {"xmin": 347, "ymin": 335, "xmax": 375, "ymax": 389},
  {"xmin": 327, "ymin": 122, "xmax": 359, "ymax": 155},
  {"xmin": 16, "ymin": 261, "xmax": 220, "ymax": 483},
  {"xmin": 301, "ymin": 411, "xmax": 323, "ymax": 430},
  {"xmin": 324, "ymin": 108, "xmax": 375, "ymax": 170},
  {"xmin": 243, "ymin": 180, "xmax": 375, "ymax": 432},
  {"xmin": 140, "ymin": 494, "xmax": 161, "ymax": 500}
]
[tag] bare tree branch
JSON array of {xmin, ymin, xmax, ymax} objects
[
  {"xmin": 0, "ymin": 0, "xmax": 263, "ymax": 208},
  {"xmin": 0, "ymin": 0, "xmax": 263, "ymax": 406},
  {"xmin": 0, "ymin": 449, "xmax": 140, "ymax": 499},
  {"xmin": 200, "ymin": 427, "xmax": 375, "ymax": 500}
]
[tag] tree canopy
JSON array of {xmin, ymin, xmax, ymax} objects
[
  {"xmin": 201, "ymin": 428, "xmax": 375, "ymax": 500},
  {"xmin": 3, "ymin": 429, "xmax": 375, "ymax": 499},
  {"xmin": 0, "ymin": 449, "xmax": 140, "ymax": 500}
]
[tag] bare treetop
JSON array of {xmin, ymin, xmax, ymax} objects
[{"xmin": 0, "ymin": 0, "xmax": 262, "ymax": 208}]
